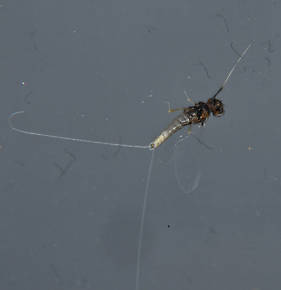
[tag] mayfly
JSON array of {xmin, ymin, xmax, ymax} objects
[
  {"xmin": 150, "ymin": 43, "xmax": 252, "ymax": 149},
  {"xmin": 8, "ymin": 42, "xmax": 252, "ymax": 290},
  {"xmin": 9, "ymin": 44, "xmax": 252, "ymax": 152}
]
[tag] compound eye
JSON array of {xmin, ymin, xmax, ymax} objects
[{"xmin": 217, "ymin": 106, "xmax": 224, "ymax": 115}]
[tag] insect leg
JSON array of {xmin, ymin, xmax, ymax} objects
[
  {"xmin": 168, "ymin": 108, "xmax": 185, "ymax": 113},
  {"xmin": 190, "ymin": 132, "xmax": 213, "ymax": 150},
  {"xmin": 164, "ymin": 101, "xmax": 184, "ymax": 113},
  {"xmin": 184, "ymin": 90, "xmax": 195, "ymax": 105}
]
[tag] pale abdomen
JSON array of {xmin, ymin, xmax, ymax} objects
[{"xmin": 150, "ymin": 114, "xmax": 190, "ymax": 149}]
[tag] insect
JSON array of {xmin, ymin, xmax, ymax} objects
[
  {"xmin": 9, "ymin": 42, "xmax": 252, "ymax": 290},
  {"xmin": 150, "ymin": 43, "xmax": 252, "ymax": 149}
]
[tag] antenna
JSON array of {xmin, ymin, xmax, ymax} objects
[{"xmin": 211, "ymin": 42, "xmax": 252, "ymax": 99}]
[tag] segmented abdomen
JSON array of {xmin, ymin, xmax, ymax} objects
[{"xmin": 150, "ymin": 113, "xmax": 191, "ymax": 149}]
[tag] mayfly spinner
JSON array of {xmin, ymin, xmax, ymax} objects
[
  {"xmin": 8, "ymin": 42, "xmax": 252, "ymax": 290},
  {"xmin": 150, "ymin": 43, "xmax": 252, "ymax": 149}
]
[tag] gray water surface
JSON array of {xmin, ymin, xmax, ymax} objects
[{"xmin": 1, "ymin": 1, "xmax": 280, "ymax": 289}]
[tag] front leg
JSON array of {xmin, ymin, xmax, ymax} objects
[{"xmin": 164, "ymin": 101, "xmax": 184, "ymax": 113}]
